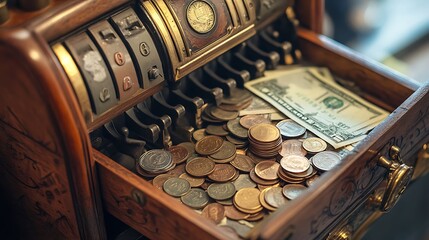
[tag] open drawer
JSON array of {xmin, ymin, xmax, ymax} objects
[{"xmin": 94, "ymin": 28, "xmax": 429, "ymax": 239}]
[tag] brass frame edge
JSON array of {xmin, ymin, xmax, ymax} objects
[
  {"xmin": 225, "ymin": 0, "xmax": 239, "ymax": 27},
  {"xmin": 151, "ymin": 0, "xmax": 188, "ymax": 60},
  {"xmin": 141, "ymin": 1, "xmax": 181, "ymax": 73},
  {"xmin": 52, "ymin": 43, "xmax": 93, "ymax": 124},
  {"xmin": 176, "ymin": 24, "xmax": 256, "ymax": 79},
  {"xmin": 161, "ymin": 0, "xmax": 192, "ymax": 57}
]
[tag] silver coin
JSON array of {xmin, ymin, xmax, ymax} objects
[
  {"xmin": 163, "ymin": 177, "xmax": 191, "ymax": 197},
  {"xmin": 276, "ymin": 119, "xmax": 306, "ymax": 138},
  {"xmin": 311, "ymin": 151, "xmax": 342, "ymax": 171},
  {"xmin": 207, "ymin": 182, "xmax": 236, "ymax": 200},
  {"xmin": 139, "ymin": 149, "xmax": 173, "ymax": 173},
  {"xmin": 180, "ymin": 188, "xmax": 210, "ymax": 209},
  {"xmin": 282, "ymin": 184, "xmax": 307, "ymax": 200},
  {"xmin": 264, "ymin": 187, "xmax": 288, "ymax": 208}
]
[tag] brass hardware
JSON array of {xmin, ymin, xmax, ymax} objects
[
  {"xmin": 413, "ymin": 143, "xmax": 429, "ymax": 179},
  {"xmin": 327, "ymin": 225, "xmax": 353, "ymax": 240},
  {"xmin": 377, "ymin": 145, "xmax": 413, "ymax": 212},
  {"xmin": 52, "ymin": 44, "xmax": 93, "ymax": 124}
]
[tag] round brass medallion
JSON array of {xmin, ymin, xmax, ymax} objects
[{"xmin": 186, "ymin": 0, "xmax": 216, "ymax": 34}]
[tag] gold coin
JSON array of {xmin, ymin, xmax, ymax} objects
[
  {"xmin": 208, "ymin": 164, "xmax": 237, "ymax": 182},
  {"xmin": 195, "ymin": 135, "xmax": 224, "ymax": 155},
  {"xmin": 248, "ymin": 123, "xmax": 280, "ymax": 143},
  {"xmin": 280, "ymin": 155, "xmax": 310, "ymax": 173},
  {"xmin": 254, "ymin": 160, "xmax": 280, "ymax": 181},
  {"xmin": 179, "ymin": 173, "xmax": 205, "ymax": 187},
  {"xmin": 302, "ymin": 137, "xmax": 327, "ymax": 153},
  {"xmin": 233, "ymin": 202, "xmax": 263, "ymax": 214},
  {"xmin": 186, "ymin": 157, "xmax": 215, "ymax": 177},
  {"xmin": 233, "ymin": 188, "xmax": 261, "ymax": 212}
]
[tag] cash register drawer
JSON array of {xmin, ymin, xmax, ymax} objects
[{"xmin": 93, "ymin": 28, "xmax": 429, "ymax": 239}]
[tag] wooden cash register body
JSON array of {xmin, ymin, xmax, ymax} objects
[{"xmin": 0, "ymin": 0, "xmax": 428, "ymax": 239}]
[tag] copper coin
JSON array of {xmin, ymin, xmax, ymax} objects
[
  {"xmin": 230, "ymin": 154, "xmax": 255, "ymax": 172},
  {"xmin": 208, "ymin": 164, "xmax": 237, "ymax": 182},
  {"xmin": 218, "ymin": 98, "xmax": 253, "ymax": 111},
  {"xmin": 163, "ymin": 177, "xmax": 191, "ymax": 197},
  {"xmin": 152, "ymin": 173, "xmax": 175, "ymax": 190},
  {"xmin": 169, "ymin": 145, "xmax": 190, "ymax": 164},
  {"xmin": 285, "ymin": 164, "xmax": 316, "ymax": 179},
  {"xmin": 233, "ymin": 174, "xmax": 257, "ymax": 191},
  {"xmin": 193, "ymin": 128, "xmax": 207, "ymax": 141},
  {"xmin": 195, "ymin": 135, "xmax": 224, "ymax": 155},
  {"xmin": 282, "ymin": 184, "xmax": 307, "ymax": 200},
  {"xmin": 233, "ymin": 188, "xmax": 261, "ymax": 212},
  {"xmin": 206, "ymin": 124, "xmax": 229, "ymax": 136},
  {"xmin": 201, "ymin": 203, "xmax": 225, "ymax": 225},
  {"xmin": 280, "ymin": 155, "xmax": 310, "ymax": 173},
  {"xmin": 311, "ymin": 151, "xmax": 342, "ymax": 171},
  {"xmin": 259, "ymin": 188, "xmax": 277, "ymax": 211},
  {"xmin": 227, "ymin": 118, "xmax": 248, "ymax": 139},
  {"xmin": 224, "ymin": 205, "xmax": 250, "ymax": 220},
  {"xmin": 178, "ymin": 142, "xmax": 196, "ymax": 154},
  {"xmin": 179, "ymin": 173, "xmax": 205, "ymax": 187},
  {"xmin": 254, "ymin": 160, "xmax": 280, "ymax": 181},
  {"xmin": 257, "ymin": 183, "xmax": 281, "ymax": 191},
  {"xmin": 245, "ymin": 211, "xmax": 265, "ymax": 221},
  {"xmin": 302, "ymin": 137, "xmax": 327, "ymax": 153},
  {"xmin": 246, "ymin": 151, "xmax": 276, "ymax": 164},
  {"xmin": 210, "ymin": 107, "xmax": 239, "ymax": 121},
  {"xmin": 202, "ymin": 112, "xmax": 224, "ymax": 123},
  {"xmin": 167, "ymin": 163, "xmax": 186, "ymax": 176},
  {"xmin": 278, "ymin": 139, "xmax": 307, "ymax": 157},
  {"xmin": 226, "ymin": 134, "xmax": 248, "ymax": 146},
  {"xmin": 277, "ymin": 168, "xmax": 306, "ymax": 184},
  {"xmin": 180, "ymin": 188, "xmax": 209, "ymax": 209},
  {"xmin": 248, "ymin": 123, "xmax": 280, "ymax": 143},
  {"xmin": 209, "ymin": 141, "xmax": 237, "ymax": 161},
  {"xmin": 276, "ymin": 119, "xmax": 306, "ymax": 138},
  {"xmin": 264, "ymin": 187, "xmax": 288, "ymax": 208},
  {"xmin": 249, "ymin": 168, "xmax": 279, "ymax": 185},
  {"xmin": 239, "ymin": 115, "xmax": 271, "ymax": 129},
  {"xmin": 186, "ymin": 157, "xmax": 215, "ymax": 177},
  {"xmin": 207, "ymin": 182, "xmax": 236, "ymax": 200}
]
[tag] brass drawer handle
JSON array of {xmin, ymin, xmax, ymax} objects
[
  {"xmin": 377, "ymin": 145, "xmax": 413, "ymax": 212},
  {"xmin": 327, "ymin": 225, "xmax": 352, "ymax": 240}
]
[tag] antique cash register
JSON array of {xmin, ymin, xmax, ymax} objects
[{"xmin": 0, "ymin": 0, "xmax": 428, "ymax": 239}]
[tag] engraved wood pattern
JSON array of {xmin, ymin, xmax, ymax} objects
[
  {"xmin": 0, "ymin": 27, "xmax": 105, "ymax": 238},
  {"xmin": 94, "ymin": 150, "xmax": 239, "ymax": 240}
]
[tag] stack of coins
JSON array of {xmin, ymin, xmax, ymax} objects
[
  {"xmin": 132, "ymin": 108, "xmax": 353, "ymax": 238},
  {"xmin": 248, "ymin": 123, "xmax": 282, "ymax": 158}
]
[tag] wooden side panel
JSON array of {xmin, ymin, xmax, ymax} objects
[
  {"xmin": 0, "ymin": 35, "xmax": 80, "ymax": 238},
  {"xmin": 250, "ymin": 81, "xmax": 429, "ymax": 239},
  {"xmin": 95, "ymin": 150, "xmax": 238, "ymax": 240},
  {"xmin": 0, "ymin": 28, "xmax": 106, "ymax": 239},
  {"xmin": 295, "ymin": 0, "xmax": 324, "ymax": 33}
]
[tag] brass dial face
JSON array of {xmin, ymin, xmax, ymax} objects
[{"xmin": 186, "ymin": 0, "xmax": 216, "ymax": 34}]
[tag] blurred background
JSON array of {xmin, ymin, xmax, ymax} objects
[
  {"xmin": 324, "ymin": 0, "xmax": 429, "ymax": 85},
  {"xmin": 324, "ymin": 1, "xmax": 429, "ymax": 239}
]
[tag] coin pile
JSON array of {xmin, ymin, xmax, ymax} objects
[
  {"xmin": 248, "ymin": 123, "xmax": 282, "ymax": 158},
  {"xmin": 134, "ymin": 112, "xmax": 347, "ymax": 238}
]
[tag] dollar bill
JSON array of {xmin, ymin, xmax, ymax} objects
[
  {"xmin": 239, "ymin": 96, "xmax": 286, "ymax": 120},
  {"xmin": 245, "ymin": 68, "xmax": 389, "ymax": 148}
]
